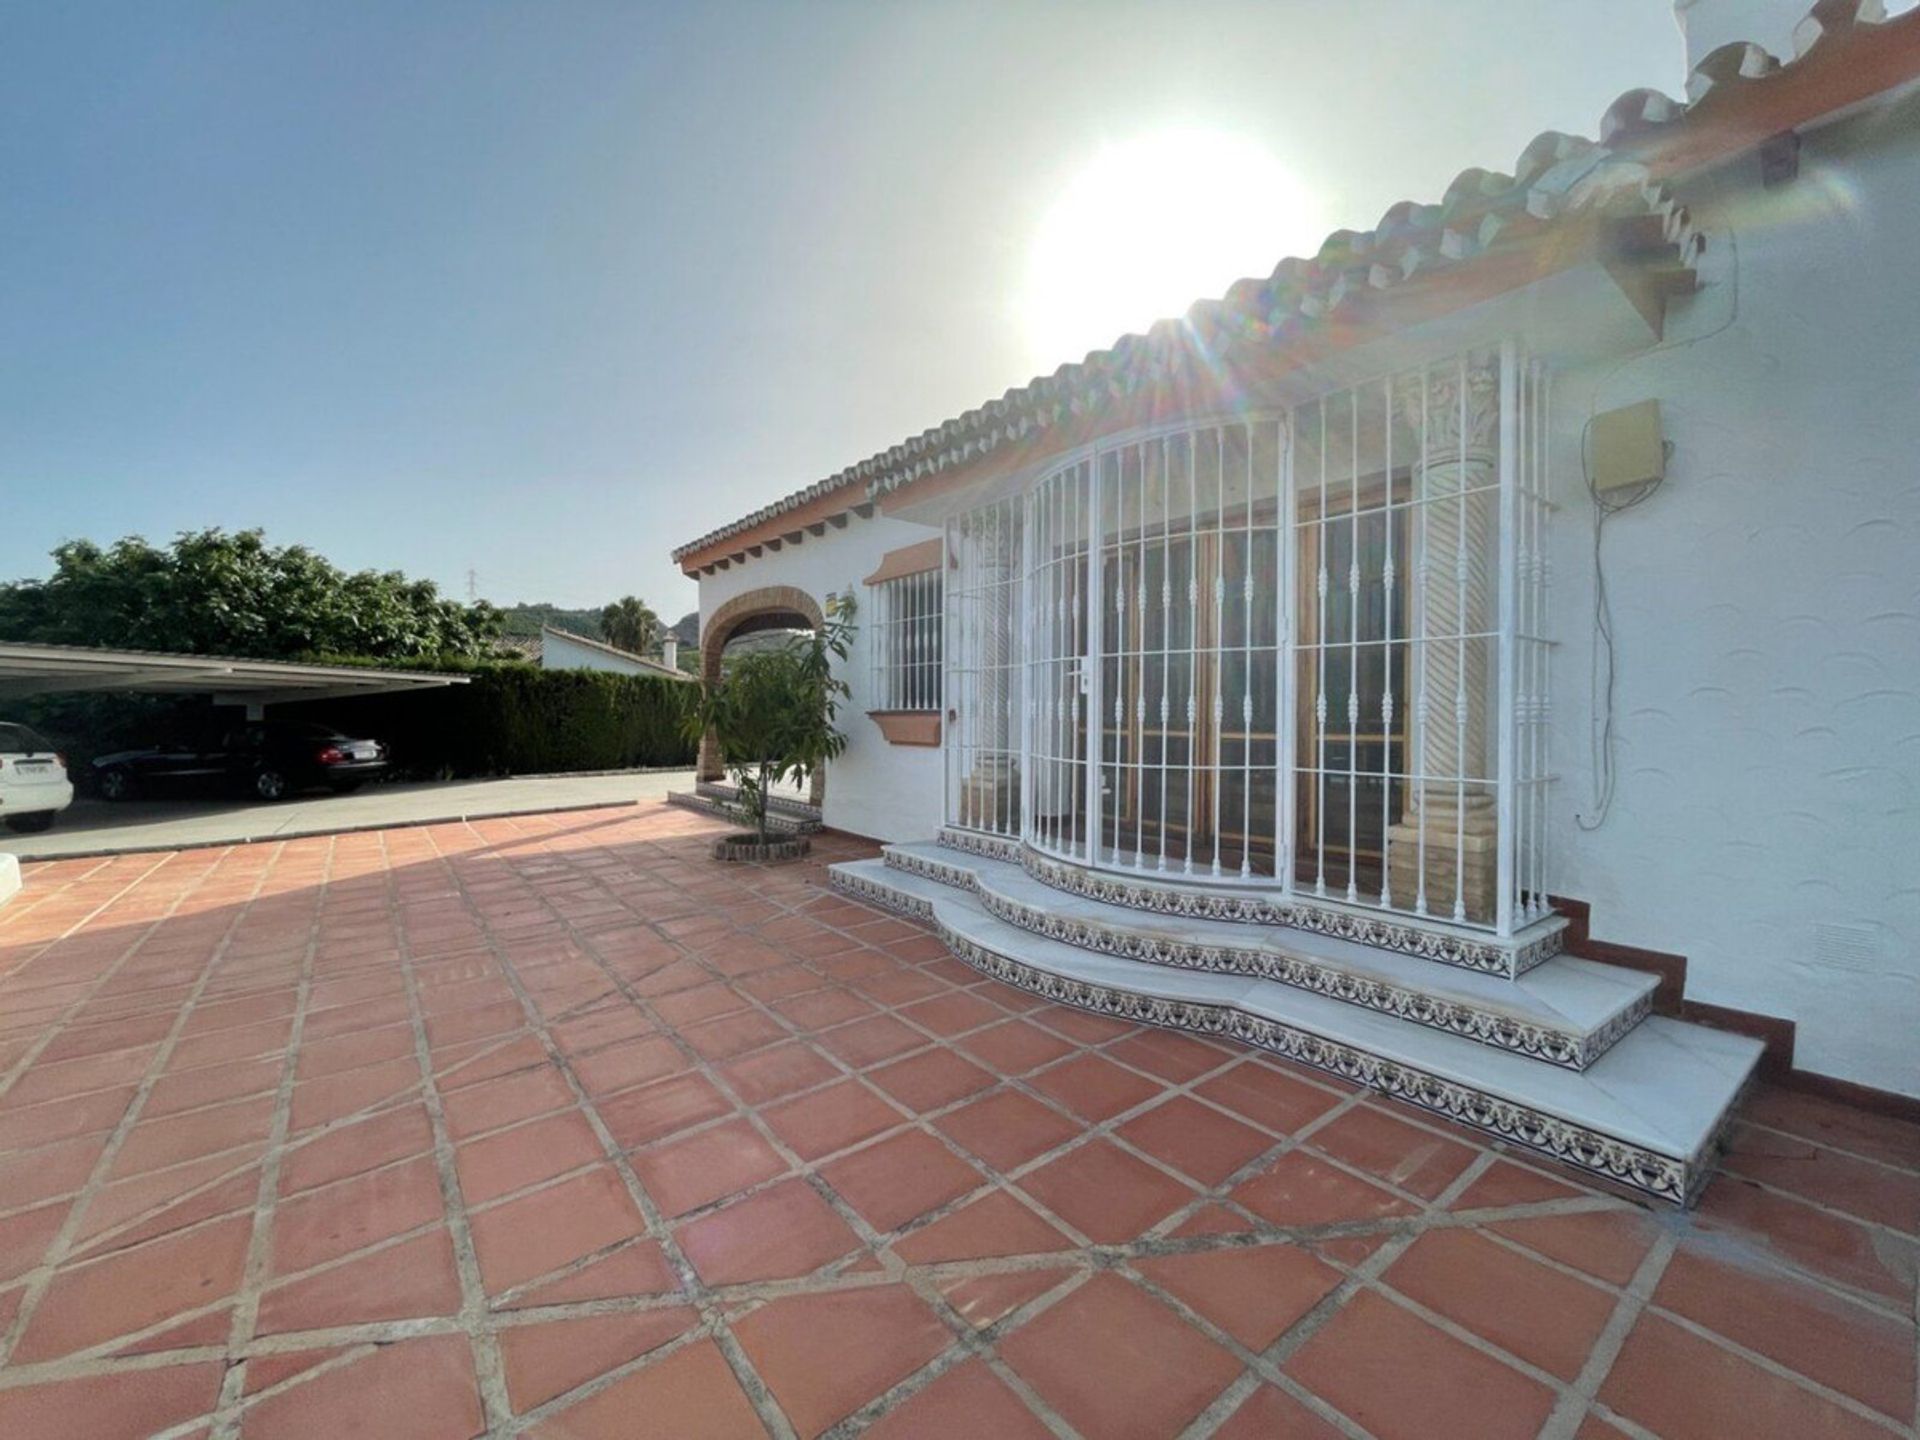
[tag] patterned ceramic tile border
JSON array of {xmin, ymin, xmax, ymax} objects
[
  {"xmin": 927, "ymin": 913, "xmax": 1719, "ymax": 1207},
  {"xmin": 881, "ymin": 849, "xmax": 1646, "ymax": 1070},
  {"xmin": 695, "ymin": 780, "xmax": 823, "ymax": 824},
  {"xmin": 996, "ymin": 841, "xmax": 1563, "ymax": 978},
  {"xmin": 665, "ymin": 791, "xmax": 819, "ymax": 834}
]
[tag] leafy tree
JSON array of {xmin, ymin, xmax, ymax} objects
[
  {"xmin": 497, "ymin": 602, "xmax": 604, "ymax": 639},
  {"xmin": 0, "ymin": 529, "xmax": 502, "ymax": 662},
  {"xmin": 687, "ymin": 596, "xmax": 854, "ymax": 844},
  {"xmin": 599, "ymin": 595, "xmax": 660, "ymax": 655}
]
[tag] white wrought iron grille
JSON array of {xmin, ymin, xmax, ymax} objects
[
  {"xmin": 942, "ymin": 344, "xmax": 1551, "ymax": 936},
  {"xmin": 944, "ymin": 495, "xmax": 1023, "ymax": 838},
  {"xmin": 870, "ymin": 569, "xmax": 942, "ymax": 712}
]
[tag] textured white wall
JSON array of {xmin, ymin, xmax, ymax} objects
[
  {"xmin": 540, "ymin": 630, "xmax": 652, "ymax": 675},
  {"xmin": 1547, "ymin": 95, "xmax": 1920, "ymax": 1095},
  {"xmin": 696, "ymin": 511, "xmax": 947, "ymax": 843}
]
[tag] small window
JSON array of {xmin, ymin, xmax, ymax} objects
[{"xmin": 871, "ymin": 569, "xmax": 942, "ymax": 712}]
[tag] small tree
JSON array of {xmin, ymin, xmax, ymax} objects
[
  {"xmin": 687, "ymin": 596, "xmax": 854, "ymax": 846},
  {"xmin": 600, "ymin": 596, "xmax": 659, "ymax": 656}
]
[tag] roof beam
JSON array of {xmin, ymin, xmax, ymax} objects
[{"xmin": 0, "ymin": 668, "xmax": 230, "ymax": 699}]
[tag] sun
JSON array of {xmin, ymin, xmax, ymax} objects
[{"xmin": 1021, "ymin": 127, "xmax": 1327, "ymax": 370}]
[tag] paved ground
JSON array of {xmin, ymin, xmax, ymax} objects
[
  {"xmin": 0, "ymin": 770, "xmax": 696, "ymax": 861},
  {"xmin": 0, "ymin": 803, "xmax": 1913, "ymax": 1439}
]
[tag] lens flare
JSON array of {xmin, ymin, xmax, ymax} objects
[{"xmin": 1021, "ymin": 127, "xmax": 1328, "ymax": 370}]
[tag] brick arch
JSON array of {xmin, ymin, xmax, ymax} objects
[{"xmin": 697, "ymin": 585, "xmax": 828, "ymax": 806}]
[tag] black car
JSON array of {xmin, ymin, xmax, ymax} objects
[{"xmin": 91, "ymin": 721, "xmax": 389, "ymax": 802}]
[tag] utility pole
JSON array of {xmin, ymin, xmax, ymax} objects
[{"xmin": 466, "ymin": 567, "xmax": 478, "ymax": 603}]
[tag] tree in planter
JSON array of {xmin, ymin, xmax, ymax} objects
[{"xmin": 686, "ymin": 596, "xmax": 855, "ymax": 848}]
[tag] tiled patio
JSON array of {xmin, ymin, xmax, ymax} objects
[{"xmin": 0, "ymin": 804, "xmax": 1913, "ymax": 1439}]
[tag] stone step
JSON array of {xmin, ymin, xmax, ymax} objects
[
  {"xmin": 665, "ymin": 790, "xmax": 819, "ymax": 833},
  {"xmin": 830, "ymin": 858, "xmax": 1758, "ymax": 1206},
  {"xmin": 880, "ymin": 842, "xmax": 1656, "ymax": 1071}
]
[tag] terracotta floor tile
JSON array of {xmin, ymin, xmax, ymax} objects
[
  {"xmin": 469, "ymin": 1166, "xmax": 647, "ymax": 1294},
  {"xmin": 144, "ymin": 1054, "xmax": 283, "ymax": 1118},
  {"xmin": 632, "ymin": 1118, "xmax": 788, "ymax": 1217},
  {"xmin": 2, "ymin": 1042, "xmax": 160, "ymax": 1109},
  {"xmin": 1599, "ymin": 1311, "xmax": 1892, "ymax": 1440},
  {"xmin": 500, "ymin": 1306, "xmax": 697, "ymax": 1413},
  {"xmin": 501, "ymin": 1240, "xmax": 679, "ymax": 1309},
  {"xmin": 440, "ymin": 1065, "xmax": 574, "ymax": 1141},
  {"xmin": 1694, "ymin": 1175, "xmax": 1917, "ymax": 1302},
  {"xmin": 1385, "ymin": 1227, "xmax": 1616, "ymax": 1379},
  {"xmin": 1450, "ymin": 1157, "xmax": 1587, "ymax": 1210},
  {"xmin": 897, "ymin": 991, "xmax": 1004, "ymax": 1037},
  {"xmin": 272, "ymin": 1154, "xmax": 446, "ymax": 1273},
  {"xmin": 733, "ymin": 1284, "xmax": 951, "ymax": 1437},
  {"xmin": 288, "ymin": 1057, "xmax": 419, "ymax": 1133},
  {"xmin": 867, "ymin": 1049, "xmax": 996, "ymax": 1113},
  {"xmin": 864, "ymin": 1359, "xmax": 1051, "ymax": 1439},
  {"xmin": 1229, "ymin": 1150, "xmax": 1416, "ymax": 1228},
  {"xmin": 1212, "ymin": 1384, "xmax": 1346, "ymax": 1437},
  {"xmin": 717, "ymin": 1041, "xmax": 840, "ymax": 1106},
  {"xmin": 1742, "ymin": 1085, "xmax": 1920, "ymax": 1173},
  {"xmin": 256, "ymin": 1225, "xmax": 462, "ymax": 1334},
  {"xmin": 0, "ymin": 1361, "xmax": 224, "ymax": 1440},
  {"xmin": 957, "ymin": 1019, "xmax": 1076, "ymax": 1075},
  {"xmin": 1029, "ymin": 1006, "xmax": 1135, "ymax": 1044},
  {"xmin": 1195, "ymin": 1061, "xmax": 1343, "ymax": 1135},
  {"xmin": 935, "ymin": 1266, "xmax": 1071, "ymax": 1330},
  {"xmin": 814, "ymin": 1014, "xmax": 926, "ymax": 1069},
  {"xmin": 1018, "ymin": 1140, "xmax": 1196, "ymax": 1243},
  {"xmin": 109, "ymin": 1094, "xmax": 277, "ymax": 1179},
  {"xmin": 1653, "ymin": 1242, "xmax": 1916, "ymax": 1419},
  {"xmin": 682, "ymin": 1008, "xmax": 789, "ymax": 1062},
  {"xmin": 280, "ymin": 1102, "xmax": 433, "ymax": 1194},
  {"xmin": 0, "ymin": 1200, "xmax": 69, "ymax": 1286},
  {"xmin": 1307, "ymin": 1104, "xmax": 1480, "ymax": 1200},
  {"xmin": 532, "ymin": 1337, "xmax": 765, "ymax": 1439},
  {"xmin": 892, "ymin": 1189, "xmax": 1074, "ymax": 1264},
  {"xmin": 244, "ymin": 1333, "xmax": 482, "ymax": 1440},
  {"xmin": 0, "ymin": 1130, "xmax": 107, "ymax": 1212},
  {"xmin": 820, "ymin": 1129, "xmax": 985, "ymax": 1231},
  {"xmin": 1107, "ymin": 1030, "xmax": 1234, "ymax": 1084},
  {"xmin": 0, "ymin": 1083, "xmax": 137, "ymax": 1151},
  {"xmin": 933, "ymin": 1090, "xmax": 1081, "ymax": 1173},
  {"xmin": 1287, "ymin": 1288, "xmax": 1555, "ymax": 1440},
  {"xmin": 1721, "ymin": 1121, "xmax": 1920, "ymax": 1233},
  {"xmin": 15, "ymin": 1211, "xmax": 252, "ymax": 1362},
  {"xmin": 1135, "ymin": 1241, "xmax": 1343, "ymax": 1351},
  {"xmin": 455, "ymin": 1108, "xmax": 605, "ymax": 1205},
  {"xmin": 762, "ymin": 1080, "xmax": 904, "ymax": 1161},
  {"xmin": 598, "ymin": 1071, "xmax": 734, "ymax": 1150},
  {"xmin": 73, "ymin": 1159, "xmax": 260, "ymax": 1258},
  {"xmin": 773, "ymin": 987, "xmax": 876, "ymax": 1032},
  {"xmin": 573, "ymin": 1034, "xmax": 688, "ymax": 1096},
  {"xmin": 297, "ymin": 1023, "xmax": 416, "ymax": 1081},
  {"xmin": 676, "ymin": 1178, "xmax": 862, "ymax": 1286},
  {"xmin": 1119, "ymin": 1095, "xmax": 1276, "ymax": 1186},
  {"xmin": 1001, "ymin": 1271, "xmax": 1240, "ymax": 1436},
  {"xmin": 1487, "ymin": 1206, "xmax": 1661, "ymax": 1287},
  {"xmin": 1027, "ymin": 1053, "xmax": 1164, "ymax": 1123}
]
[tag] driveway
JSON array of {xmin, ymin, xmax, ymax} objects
[
  {"xmin": 0, "ymin": 805, "xmax": 1912, "ymax": 1438},
  {"xmin": 0, "ymin": 769, "xmax": 696, "ymax": 861}
]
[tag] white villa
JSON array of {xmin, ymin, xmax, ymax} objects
[{"xmin": 672, "ymin": 0, "xmax": 1920, "ymax": 1204}]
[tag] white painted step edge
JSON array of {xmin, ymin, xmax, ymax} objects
[
  {"xmin": 830, "ymin": 859, "xmax": 1760, "ymax": 1207},
  {"xmin": 881, "ymin": 842, "xmax": 1656, "ymax": 1071}
]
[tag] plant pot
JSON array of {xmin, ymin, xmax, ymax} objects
[{"xmin": 711, "ymin": 833, "xmax": 811, "ymax": 863}]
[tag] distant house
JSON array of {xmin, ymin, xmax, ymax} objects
[{"xmin": 508, "ymin": 626, "xmax": 691, "ymax": 680}]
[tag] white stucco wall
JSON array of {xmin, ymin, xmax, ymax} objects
[
  {"xmin": 1546, "ymin": 93, "xmax": 1920, "ymax": 1095},
  {"xmin": 541, "ymin": 630, "xmax": 652, "ymax": 676},
  {"xmin": 695, "ymin": 511, "xmax": 947, "ymax": 844}
]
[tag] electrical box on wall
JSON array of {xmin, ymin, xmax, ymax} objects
[{"xmin": 1591, "ymin": 398, "xmax": 1666, "ymax": 494}]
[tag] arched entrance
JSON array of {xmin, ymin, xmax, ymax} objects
[{"xmin": 698, "ymin": 585, "xmax": 828, "ymax": 806}]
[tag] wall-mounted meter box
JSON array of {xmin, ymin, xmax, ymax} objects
[{"xmin": 1590, "ymin": 398, "xmax": 1666, "ymax": 494}]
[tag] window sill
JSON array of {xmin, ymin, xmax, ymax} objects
[{"xmin": 868, "ymin": 710, "xmax": 941, "ymax": 747}]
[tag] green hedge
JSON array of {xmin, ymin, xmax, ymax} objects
[{"xmin": 16, "ymin": 663, "xmax": 699, "ymax": 780}]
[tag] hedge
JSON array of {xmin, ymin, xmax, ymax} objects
[{"xmin": 16, "ymin": 663, "xmax": 699, "ymax": 781}]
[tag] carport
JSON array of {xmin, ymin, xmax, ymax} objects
[{"xmin": 0, "ymin": 640, "xmax": 468, "ymax": 715}]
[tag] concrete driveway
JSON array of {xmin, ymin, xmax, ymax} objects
[{"xmin": 0, "ymin": 769, "xmax": 696, "ymax": 860}]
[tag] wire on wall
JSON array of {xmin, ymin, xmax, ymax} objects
[{"xmin": 1575, "ymin": 191, "xmax": 1741, "ymax": 832}]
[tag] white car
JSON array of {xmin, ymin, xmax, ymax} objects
[{"xmin": 0, "ymin": 722, "xmax": 74, "ymax": 833}]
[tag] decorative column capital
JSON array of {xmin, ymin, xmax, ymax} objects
[{"xmin": 1399, "ymin": 359, "xmax": 1500, "ymax": 463}]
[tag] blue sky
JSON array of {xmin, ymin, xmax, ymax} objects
[{"xmin": 0, "ymin": 1, "xmax": 1685, "ymax": 620}]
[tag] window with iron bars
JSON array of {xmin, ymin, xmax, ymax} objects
[{"xmin": 871, "ymin": 568, "xmax": 943, "ymax": 711}]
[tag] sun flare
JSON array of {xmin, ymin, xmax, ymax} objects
[{"xmin": 1021, "ymin": 127, "xmax": 1327, "ymax": 370}]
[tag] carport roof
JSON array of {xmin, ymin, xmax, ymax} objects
[{"xmin": 0, "ymin": 641, "xmax": 470, "ymax": 704}]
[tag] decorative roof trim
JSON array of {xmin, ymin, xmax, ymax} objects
[{"xmin": 674, "ymin": 0, "xmax": 1916, "ymax": 569}]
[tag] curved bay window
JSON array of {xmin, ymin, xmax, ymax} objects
[{"xmin": 943, "ymin": 344, "xmax": 1551, "ymax": 936}]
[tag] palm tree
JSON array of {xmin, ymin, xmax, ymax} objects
[{"xmin": 600, "ymin": 595, "xmax": 659, "ymax": 656}]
